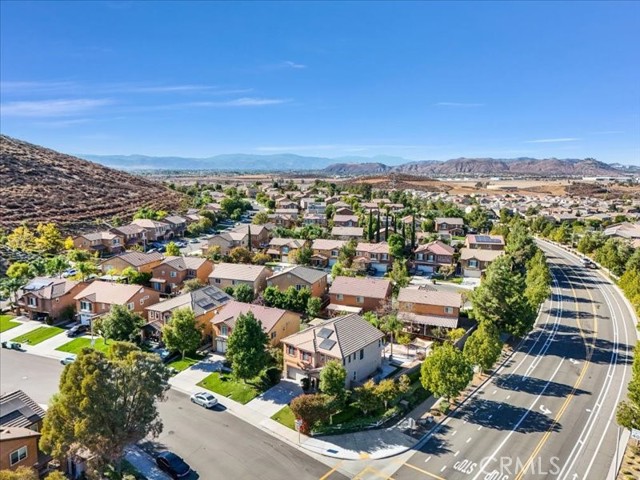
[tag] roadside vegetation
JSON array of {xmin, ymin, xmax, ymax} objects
[{"xmin": 0, "ymin": 314, "xmax": 19, "ymax": 333}]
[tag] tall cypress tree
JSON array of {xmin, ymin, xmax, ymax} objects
[
  {"xmin": 247, "ymin": 224, "xmax": 252, "ymax": 252},
  {"xmin": 411, "ymin": 215, "xmax": 416, "ymax": 250},
  {"xmin": 393, "ymin": 215, "xmax": 397, "ymax": 233},
  {"xmin": 385, "ymin": 213, "xmax": 389, "ymax": 240},
  {"xmin": 376, "ymin": 210, "xmax": 381, "ymax": 243},
  {"xmin": 368, "ymin": 209, "xmax": 373, "ymax": 241}
]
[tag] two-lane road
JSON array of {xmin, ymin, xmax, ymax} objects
[{"xmin": 380, "ymin": 240, "xmax": 636, "ymax": 480}]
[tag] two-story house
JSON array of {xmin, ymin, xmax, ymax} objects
[
  {"xmin": 230, "ymin": 224, "xmax": 270, "ymax": 249},
  {"xmin": 17, "ymin": 277, "xmax": 87, "ymax": 322},
  {"xmin": 207, "ymin": 231, "xmax": 248, "ymax": 256},
  {"xmin": 100, "ymin": 251, "xmax": 164, "ymax": 275},
  {"xmin": 413, "ymin": 240, "xmax": 455, "ymax": 275},
  {"xmin": 282, "ymin": 313, "xmax": 384, "ymax": 386},
  {"xmin": 332, "ymin": 215, "xmax": 359, "ymax": 227},
  {"xmin": 149, "ymin": 256, "xmax": 213, "ymax": 295},
  {"xmin": 302, "ymin": 214, "xmax": 327, "ymax": 227},
  {"xmin": 331, "ymin": 226, "xmax": 364, "ymax": 241},
  {"xmin": 267, "ymin": 266, "xmax": 328, "ymax": 297},
  {"xmin": 268, "ymin": 212, "xmax": 297, "ymax": 229},
  {"xmin": 74, "ymin": 281, "xmax": 160, "ymax": 324},
  {"xmin": 73, "ymin": 231, "xmax": 124, "ymax": 256},
  {"xmin": 208, "ymin": 263, "xmax": 271, "ymax": 295},
  {"xmin": 352, "ymin": 242, "xmax": 392, "ymax": 274},
  {"xmin": 163, "ymin": 215, "xmax": 188, "ymax": 237},
  {"xmin": 397, "ymin": 286, "xmax": 462, "ymax": 335},
  {"xmin": 327, "ymin": 276, "xmax": 392, "ymax": 315},
  {"xmin": 130, "ymin": 218, "xmax": 171, "ymax": 242},
  {"xmin": 311, "ymin": 239, "xmax": 346, "ymax": 268},
  {"xmin": 464, "ymin": 234, "xmax": 505, "ymax": 250},
  {"xmin": 211, "ymin": 301, "xmax": 301, "ymax": 353},
  {"xmin": 460, "ymin": 248, "xmax": 505, "ymax": 278},
  {"xmin": 435, "ymin": 217, "xmax": 465, "ymax": 237},
  {"xmin": 144, "ymin": 285, "xmax": 232, "ymax": 341},
  {"xmin": 109, "ymin": 224, "xmax": 146, "ymax": 249},
  {"xmin": 266, "ymin": 238, "xmax": 306, "ymax": 262}
]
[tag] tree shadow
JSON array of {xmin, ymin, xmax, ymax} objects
[
  {"xmin": 460, "ymin": 398, "xmax": 562, "ymax": 434},
  {"xmin": 494, "ymin": 374, "xmax": 589, "ymax": 397}
]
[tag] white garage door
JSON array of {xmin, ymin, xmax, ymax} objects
[
  {"xmin": 216, "ymin": 338, "xmax": 227, "ymax": 353},
  {"xmin": 286, "ymin": 367, "xmax": 307, "ymax": 382}
]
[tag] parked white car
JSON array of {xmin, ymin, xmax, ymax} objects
[
  {"xmin": 190, "ymin": 391, "xmax": 218, "ymax": 408},
  {"xmin": 60, "ymin": 355, "xmax": 76, "ymax": 365}
]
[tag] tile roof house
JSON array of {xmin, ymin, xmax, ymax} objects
[
  {"xmin": 208, "ymin": 263, "xmax": 272, "ymax": 295},
  {"xmin": 100, "ymin": 251, "xmax": 164, "ymax": 274},
  {"xmin": 207, "ymin": 231, "xmax": 249, "ymax": 256},
  {"xmin": 267, "ymin": 266, "xmax": 328, "ymax": 297},
  {"xmin": 311, "ymin": 239, "xmax": 346, "ymax": 268},
  {"xmin": 331, "ymin": 226, "xmax": 364, "ymax": 241},
  {"xmin": 0, "ymin": 390, "xmax": 46, "ymax": 430},
  {"xmin": 266, "ymin": 238, "xmax": 306, "ymax": 262},
  {"xmin": 435, "ymin": 217, "xmax": 465, "ymax": 237},
  {"xmin": 460, "ymin": 248, "xmax": 505, "ymax": 278},
  {"xmin": 230, "ymin": 224, "xmax": 270, "ymax": 249},
  {"xmin": 464, "ymin": 234, "xmax": 505, "ymax": 251},
  {"xmin": 149, "ymin": 256, "xmax": 214, "ymax": 295},
  {"xmin": 17, "ymin": 277, "xmax": 87, "ymax": 322},
  {"xmin": 109, "ymin": 224, "xmax": 146, "ymax": 249},
  {"xmin": 211, "ymin": 300, "xmax": 301, "ymax": 353},
  {"xmin": 328, "ymin": 276, "xmax": 392, "ymax": 314},
  {"xmin": 130, "ymin": 218, "xmax": 172, "ymax": 241},
  {"xmin": 282, "ymin": 313, "xmax": 384, "ymax": 387},
  {"xmin": 413, "ymin": 241, "xmax": 455, "ymax": 274},
  {"xmin": 73, "ymin": 231, "xmax": 124, "ymax": 256},
  {"xmin": 332, "ymin": 215, "xmax": 359, "ymax": 227},
  {"xmin": 397, "ymin": 286, "xmax": 462, "ymax": 335},
  {"xmin": 604, "ymin": 222, "xmax": 640, "ymax": 241},
  {"xmin": 353, "ymin": 242, "xmax": 392, "ymax": 274},
  {"xmin": 144, "ymin": 285, "xmax": 232, "ymax": 340},
  {"xmin": 163, "ymin": 215, "xmax": 187, "ymax": 237},
  {"xmin": 74, "ymin": 281, "xmax": 160, "ymax": 324}
]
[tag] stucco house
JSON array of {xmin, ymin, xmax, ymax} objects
[{"xmin": 397, "ymin": 286, "xmax": 462, "ymax": 335}]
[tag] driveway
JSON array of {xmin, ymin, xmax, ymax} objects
[{"xmin": 245, "ymin": 379, "xmax": 302, "ymax": 417}]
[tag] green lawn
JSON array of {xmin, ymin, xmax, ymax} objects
[
  {"xmin": 271, "ymin": 405, "xmax": 295, "ymax": 430},
  {"xmin": 197, "ymin": 372, "xmax": 261, "ymax": 405},
  {"xmin": 0, "ymin": 315, "xmax": 20, "ymax": 333},
  {"xmin": 11, "ymin": 326, "xmax": 63, "ymax": 345},
  {"xmin": 167, "ymin": 353, "xmax": 206, "ymax": 372},
  {"xmin": 56, "ymin": 337, "xmax": 110, "ymax": 354}
]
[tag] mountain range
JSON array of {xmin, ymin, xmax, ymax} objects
[{"xmin": 78, "ymin": 152, "xmax": 639, "ymax": 176}]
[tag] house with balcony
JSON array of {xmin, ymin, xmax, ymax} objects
[
  {"xmin": 435, "ymin": 217, "xmax": 464, "ymax": 238},
  {"xmin": 397, "ymin": 286, "xmax": 462, "ymax": 336},
  {"xmin": 310, "ymin": 239, "xmax": 346, "ymax": 268},
  {"xmin": 267, "ymin": 266, "xmax": 328, "ymax": 297},
  {"xmin": 208, "ymin": 263, "xmax": 271, "ymax": 295},
  {"xmin": 73, "ymin": 231, "xmax": 124, "ymax": 256},
  {"xmin": 149, "ymin": 256, "xmax": 213, "ymax": 295},
  {"xmin": 412, "ymin": 240, "xmax": 455, "ymax": 275},
  {"xmin": 460, "ymin": 248, "xmax": 505, "ymax": 278},
  {"xmin": 144, "ymin": 285, "xmax": 232, "ymax": 341},
  {"xmin": 74, "ymin": 281, "xmax": 160, "ymax": 325},
  {"xmin": 100, "ymin": 251, "xmax": 164, "ymax": 275},
  {"xmin": 211, "ymin": 301, "xmax": 300, "ymax": 353},
  {"xmin": 327, "ymin": 276, "xmax": 392, "ymax": 315},
  {"xmin": 266, "ymin": 238, "xmax": 306, "ymax": 262},
  {"xmin": 282, "ymin": 313, "xmax": 384, "ymax": 386},
  {"xmin": 130, "ymin": 218, "xmax": 172, "ymax": 242},
  {"xmin": 464, "ymin": 234, "xmax": 505, "ymax": 250},
  {"xmin": 352, "ymin": 242, "xmax": 392, "ymax": 274}
]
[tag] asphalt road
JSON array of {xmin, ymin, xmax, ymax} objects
[
  {"xmin": 0, "ymin": 350, "xmax": 346, "ymax": 480},
  {"xmin": 381, "ymin": 240, "xmax": 637, "ymax": 480}
]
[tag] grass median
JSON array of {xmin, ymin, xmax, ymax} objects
[
  {"xmin": 197, "ymin": 372, "xmax": 261, "ymax": 405},
  {"xmin": 11, "ymin": 326, "xmax": 63, "ymax": 345},
  {"xmin": 56, "ymin": 337, "xmax": 110, "ymax": 354},
  {"xmin": 0, "ymin": 315, "xmax": 20, "ymax": 333}
]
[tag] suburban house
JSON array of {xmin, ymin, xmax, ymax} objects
[
  {"xmin": 311, "ymin": 239, "xmax": 346, "ymax": 268},
  {"xmin": 268, "ymin": 213, "xmax": 297, "ymax": 229},
  {"xmin": 17, "ymin": 277, "xmax": 87, "ymax": 322},
  {"xmin": 413, "ymin": 241, "xmax": 455, "ymax": 275},
  {"xmin": 604, "ymin": 222, "xmax": 640, "ymax": 242},
  {"xmin": 275, "ymin": 208, "xmax": 299, "ymax": 219},
  {"xmin": 352, "ymin": 242, "xmax": 392, "ymax": 274},
  {"xmin": 276, "ymin": 199, "xmax": 298, "ymax": 210},
  {"xmin": 208, "ymin": 263, "xmax": 271, "ymax": 295},
  {"xmin": 211, "ymin": 301, "xmax": 301, "ymax": 353},
  {"xmin": 331, "ymin": 226, "xmax": 364, "ymax": 241},
  {"xmin": 464, "ymin": 234, "xmax": 505, "ymax": 250},
  {"xmin": 435, "ymin": 217, "xmax": 465, "ymax": 237},
  {"xmin": 282, "ymin": 313, "xmax": 384, "ymax": 387},
  {"xmin": 460, "ymin": 248, "xmax": 505, "ymax": 277},
  {"xmin": 74, "ymin": 281, "xmax": 160, "ymax": 324},
  {"xmin": 73, "ymin": 231, "xmax": 124, "ymax": 256},
  {"xmin": 163, "ymin": 215, "xmax": 187, "ymax": 237},
  {"xmin": 230, "ymin": 224, "xmax": 270, "ymax": 249},
  {"xmin": 109, "ymin": 224, "xmax": 146, "ymax": 249},
  {"xmin": 327, "ymin": 276, "xmax": 392, "ymax": 315},
  {"xmin": 149, "ymin": 256, "xmax": 213, "ymax": 294},
  {"xmin": 302, "ymin": 214, "xmax": 327, "ymax": 227},
  {"xmin": 144, "ymin": 285, "xmax": 232, "ymax": 340},
  {"xmin": 334, "ymin": 206, "xmax": 355, "ymax": 216},
  {"xmin": 207, "ymin": 231, "xmax": 248, "ymax": 256},
  {"xmin": 332, "ymin": 214, "xmax": 359, "ymax": 227},
  {"xmin": 0, "ymin": 390, "xmax": 47, "ymax": 473},
  {"xmin": 266, "ymin": 238, "xmax": 306, "ymax": 262},
  {"xmin": 100, "ymin": 251, "xmax": 164, "ymax": 274},
  {"xmin": 397, "ymin": 286, "xmax": 462, "ymax": 335},
  {"xmin": 266, "ymin": 266, "xmax": 328, "ymax": 297},
  {"xmin": 130, "ymin": 218, "xmax": 172, "ymax": 241}
]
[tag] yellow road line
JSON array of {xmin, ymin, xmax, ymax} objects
[
  {"xmin": 402, "ymin": 463, "xmax": 446, "ymax": 480},
  {"xmin": 319, "ymin": 460, "xmax": 343, "ymax": 480},
  {"xmin": 513, "ymin": 260, "xmax": 598, "ymax": 480}
]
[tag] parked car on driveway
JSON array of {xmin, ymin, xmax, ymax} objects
[
  {"xmin": 155, "ymin": 451, "xmax": 191, "ymax": 479},
  {"xmin": 1, "ymin": 341, "xmax": 22, "ymax": 350},
  {"xmin": 190, "ymin": 391, "xmax": 218, "ymax": 408},
  {"xmin": 67, "ymin": 324, "xmax": 89, "ymax": 337},
  {"xmin": 60, "ymin": 355, "xmax": 76, "ymax": 365}
]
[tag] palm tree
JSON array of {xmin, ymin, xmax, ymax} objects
[
  {"xmin": 1, "ymin": 277, "xmax": 27, "ymax": 315},
  {"xmin": 382, "ymin": 314, "xmax": 404, "ymax": 360},
  {"xmin": 46, "ymin": 256, "xmax": 70, "ymax": 278},
  {"xmin": 76, "ymin": 261, "xmax": 97, "ymax": 282}
]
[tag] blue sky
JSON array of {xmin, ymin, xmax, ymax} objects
[{"xmin": 1, "ymin": 1, "xmax": 639, "ymax": 165}]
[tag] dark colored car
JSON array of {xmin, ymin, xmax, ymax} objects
[
  {"xmin": 1, "ymin": 341, "xmax": 22, "ymax": 350},
  {"xmin": 67, "ymin": 324, "xmax": 89, "ymax": 337},
  {"xmin": 155, "ymin": 451, "xmax": 191, "ymax": 479}
]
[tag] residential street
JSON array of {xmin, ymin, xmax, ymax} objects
[{"xmin": 0, "ymin": 350, "xmax": 346, "ymax": 480}]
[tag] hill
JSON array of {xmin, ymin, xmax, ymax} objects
[{"xmin": 0, "ymin": 135, "xmax": 185, "ymax": 233}]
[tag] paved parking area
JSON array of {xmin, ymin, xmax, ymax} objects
[{"xmin": 246, "ymin": 379, "xmax": 302, "ymax": 417}]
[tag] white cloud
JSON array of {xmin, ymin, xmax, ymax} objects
[
  {"xmin": 283, "ymin": 60, "xmax": 307, "ymax": 69},
  {"xmin": 1, "ymin": 98, "xmax": 112, "ymax": 117},
  {"xmin": 186, "ymin": 97, "xmax": 290, "ymax": 107},
  {"xmin": 524, "ymin": 137, "xmax": 580, "ymax": 143},
  {"xmin": 435, "ymin": 102, "xmax": 484, "ymax": 107}
]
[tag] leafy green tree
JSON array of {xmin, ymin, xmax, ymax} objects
[
  {"xmin": 233, "ymin": 283, "xmax": 255, "ymax": 303},
  {"xmin": 6, "ymin": 262, "xmax": 32, "ymax": 281},
  {"xmin": 388, "ymin": 233, "xmax": 405, "ymax": 259},
  {"xmin": 465, "ymin": 207, "xmax": 492, "ymax": 232},
  {"xmin": 45, "ymin": 256, "xmax": 70, "ymax": 278},
  {"xmin": 352, "ymin": 380, "xmax": 382, "ymax": 415},
  {"xmin": 525, "ymin": 250, "xmax": 552, "ymax": 308},
  {"xmin": 182, "ymin": 278, "xmax": 205, "ymax": 292},
  {"xmin": 389, "ymin": 259, "xmax": 410, "ymax": 290},
  {"xmin": 381, "ymin": 315, "xmax": 404, "ymax": 359},
  {"xmin": 289, "ymin": 393, "xmax": 329, "ymax": 435},
  {"xmin": 40, "ymin": 343, "xmax": 169, "ymax": 472},
  {"xmin": 421, "ymin": 342, "xmax": 473, "ymax": 401},
  {"xmin": 229, "ymin": 246, "xmax": 253, "ymax": 264},
  {"xmin": 375, "ymin": 379, "xmax": 398, "ymax": 410},
  {"xmin": 594, "ymin": 238, "xmax": 634, "ymax": 276},
  {"xmin": 75, "ymin": 261, "xmax": 98, "ymax": 282},
  {"xmin": 338, "ymin": 240, "xmax": 357, "ymax": 268},
  {"xmin": 421, "ymin": 218, "xmax": 435, "ymax": 233},
  {"xmin": 66, "ymin": 248, "xmax": 92, "ymax": 262},
  {"xmin": 252, "ymin": 211, "xmax": 269, "ymax": 225},
  {"xmin": 319, "ymin": 360, "xmax": 347, "ymax": 398},
  {"xmin": 306, "ymin": 296, "xmax": 322, "ymax": 318},
  {"xmin": 119, "ymin": 266, "xmax": 151, "ymax": 285},
  {"xmin": 0, "ymin": 466, "xmax": 38, "ymax": 480},
  {"xmin": 617, "ymin": 344, "xmax": 640, "ymax": 430},
  {"xmin": 252, "ymin": 252, "xmax": 271, "ymax": 265},
  {"xmin": 162, "ymin": 308, "xmax": 202, "ymax": 360},
  {"xmin": 505, "ymin": 220, "xmax": 536, "ymax": 268},
  {"xmin": 447, "ymin": 327, "xmax": 466, "ymax": 344},
  {"xmin": 577, "ymin": 232, "xmax": 605, "ymax": 255},
  {"xmin": 464, "ymin": 323, "xmax": 503, "ymax": 372},
  {"xmin": 292, "ymin": 245, "xmax": 313, "ymax": 266},
  {"xmin": 101, "ymin": 304, "xmax": 145, "ymax": 344},
  {"xmin": 165, "ymin": 241, "xmax": 181, "ymax": 256},
  {"xmin": 362, "ymin": 311, "xmax": 381, "ymax": 328},
  {"xmin": 226, "ymin": 311, "xmax": 269, "ymax": 381}
]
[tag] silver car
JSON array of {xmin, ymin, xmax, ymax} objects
[
  {"xmin": 190, "ymin": 391, "xmax": 218, "ymax": 408},
  {"xmin": 60, "ymin": 355, "xmax": 76, "ymax": 365}
]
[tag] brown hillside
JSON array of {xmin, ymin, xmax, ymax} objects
[{"xmin": 0, "ymin": 135, "xmax": 186, "ymax": 233}]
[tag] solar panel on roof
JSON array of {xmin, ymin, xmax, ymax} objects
[
  {"xmin": 196, "ymin": 299, "xmax": 214, "ymax": 309},
  {"xmin": 319, "ymin": 338, "xmax": 337, "ymax": 350},
  {"xmin": 317, "ymin": 328, "xmax": 333, "ymax": 339}
]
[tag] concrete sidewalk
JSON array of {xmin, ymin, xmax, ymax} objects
[
  {"xmin": 0, "ymin": 317, "xmax": 41, "ymax": 343},
  {"xmin": 21, "ymin": 330, "xmax": 77, "ymax": 360}
]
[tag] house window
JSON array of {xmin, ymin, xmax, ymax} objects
[
  {"xmin": 139, "ymin": 298, "xmax": 145, "ymax": 305},
  {"xmin": 127, "ymin": 302, "xmax": 134, "ymax": 310},
  {"xmin": 337, "ymin": 293, "xmax": 344, "ymax": 301},
  {"xmin": 295, "ymin": 284, "xmax": 303, "ymax": 291},
  {"xmin": 271, "ymin": 331, "xmax": 277, "ymax": 339},
  {"xmin": 170, "ymin": 271, "xmax": 177, "ymax": 278},
  {"xmin": 427, "ymin": 254, "xmax": 435, "ymax": 262},
  {"xmin": 221, "ymin": 325, "xmax": 228, "ymax": 336},
  {"xmin": 80, "ymin": 301, "xmax": 92, "ymax": 312},
  {"xmin": 381, "ymin": 254, "xmax": 388, "ymax": 260},
  {"xmin": 28, "ymin": 297, "xmax": 37, "ymax": 307},
  {"xmin": 417, "ymin": 253, "xmax": 424, "ymax": 261},
  {"xmin": 469, "ymin": 259, "xmax": 479, "ymax": 268},
  {"xmin": 444, "ymin": 306, "xmax": 454, "ymax": 314},
  {"xmin": 301, "ymin": 351, "xmax": 311, "ymax": 362},
  {"xmin": 352, "ymin": 371, "xmax": 357, "ymax": 381},
  {"xmin": 232, "ymin": 280, "xmax": 237, "ymax": 286},
  {"xmin": 356, "ymin": 296, "xmax": 364, "ymax": 304},
  {"xmin": 10, "ymin": 446, "xmax": 28, "ymax": 466},
  {"xmin": 214, "ymin": 278, "xmax": 221, "ymax": 284},
  {"xmin": 331, "ymin": 250, "xmax": 339, "ymax": 257},
  {"xmin": 287, "ymin": 345, "xmax": 295, "ymax": 356},
  {"xmin": 348, "ymin": 355, "xmax": 351, "ymax": 363},
  {"xmin": 360, "ymin": 348, "xmax": 364, "ymax": 360}
]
